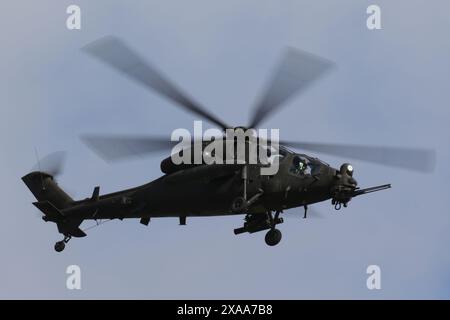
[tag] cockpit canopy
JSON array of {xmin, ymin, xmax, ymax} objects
[{"xmin": 288, "ymin": 153, "xmax": 328, "ymax": 177}]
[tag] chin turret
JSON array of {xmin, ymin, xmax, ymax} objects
[{"xmin": 331, "ymin": 163, "xmax": 358, "ymax": 209}]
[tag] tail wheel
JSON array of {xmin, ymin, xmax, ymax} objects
[
  {"xmin": 54, "ymin": 235, "xmax": 71, "ymax": 252},
  {"xmin": 54, "ymin": 241, "xmax": 65, "ymax": 252}
]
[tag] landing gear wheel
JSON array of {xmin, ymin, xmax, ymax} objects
[
  {"xmin": 54, "ymin": 241, "xmax": 65, "ymax": 252},
  {"xmin": 54, "ymin": 235, "xmax": 71, "ymax": 252},
  {"xmin": 231, "ymin": 196, "xmax": 247, "ymax": 213},
  {"xmin": 265, "ymin": 229, "xmax": 282, "ymax": 246}
]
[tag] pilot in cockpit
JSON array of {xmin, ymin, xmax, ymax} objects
[{"xmin": 291, "ymin": 156, "xmax": 309, "ymax": 176}]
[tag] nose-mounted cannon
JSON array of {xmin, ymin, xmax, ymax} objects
[
  {"xmin": 331, "ymin": 163, "xmax": 358, "ymax": 210},
  {"xmin": 330, "ymin": 163, "xmax": 392, "ymax": 210}
]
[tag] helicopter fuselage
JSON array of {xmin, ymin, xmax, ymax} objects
[{"xmin": 59, "ymin": 150, "xmax": 341, "ymax": 222}]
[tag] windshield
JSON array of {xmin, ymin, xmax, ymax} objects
[
  {"xmin": 289, "ymin": 154, "xmax": 324, "ymax": 176},
  {"xmin": 290, "ymin": 155, "xmax": 311, "ymax": 176}
]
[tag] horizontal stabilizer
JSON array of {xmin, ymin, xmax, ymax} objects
[
  {"xmin": 56, "ymin": 222, "xmax": 86, "ymax": 238},
  {"xmin": 64, "ymin": 226, "xmax": 86, "ymax": 238},
  {"xmin": 34, "ymin": 201, "xmax": 86, "ymax": 238},
  {"xmin": 33, "ymin": 201, "xmax": 65, "ymax": 222}
]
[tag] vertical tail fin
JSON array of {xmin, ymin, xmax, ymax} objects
[
  {"xmin": 22, "ymin": 171, "xmax": 86, "ymax": 238},
  {"xmin": 22, "ymin": 171, "xmax": 73, "ymax": 209}
]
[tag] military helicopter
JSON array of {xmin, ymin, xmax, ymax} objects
[{"xmin": 22, "ymin": 36, "xmax": 435, "ymax": 252}]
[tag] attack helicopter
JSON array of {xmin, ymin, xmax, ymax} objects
[{"xmin": 22, "ymin": 36, "xmax": 435, "ymax": 252}]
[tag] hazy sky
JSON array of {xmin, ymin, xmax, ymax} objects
[{"xmin": 1, "ymin": 0, "xmax": 449, "ymax": 299}]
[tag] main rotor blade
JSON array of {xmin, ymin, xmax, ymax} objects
[
  {"xmin": 249, "ymin": 48, "xmax": 334, "ymax": 128},
  {"xmin": 281, "ymin": 141, "xmax": 435, "ymax": 173},
  {"xmin": 283, "ymin": 208, "xmax": 324, "ymax": 220},
  {"xmin": 83, "ymin": 36, "xmax": 229, "ymax": 129},
  {"xmin": 81, "ymin": 135, "xmax": 186, "ymax": 162}
]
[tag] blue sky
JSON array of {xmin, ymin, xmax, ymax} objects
[{"xmin": 1, "ymin": 0, "xmax": 449, "ymax": 298}]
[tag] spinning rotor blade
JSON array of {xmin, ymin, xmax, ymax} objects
[
  {"xmin": 80, "ymin": 135, "xmax": 188, "ymax": 162},
  {"xmin": 32, "ymin": 151, "xmax": 67, "ymax": 177},
  {"xmin": 281, "ymin": 141, "xmax": 435, "ymax": 173},
  {"xmin": 249, "ymin": 48, "xmax": 334, "ymax": 128},
  {"xmin": 83, "ymin": 36, "xmax": 229, "ymax": 130},
  {"xmin": 284, "ymin": 208, "xmax": 324, "ymax": 220}
]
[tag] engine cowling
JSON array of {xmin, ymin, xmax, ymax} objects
[{"xmin": 160, "ymin": 156, "xmax": 197, "ymax": 174}]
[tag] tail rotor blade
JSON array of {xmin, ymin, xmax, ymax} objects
[
  {"xmin": 32, "ymin": 151, "xmax": 67, "ymax": 177},
  {"xmin": 283, "ymin": 208, "xmax": 325, "ymax": 220}
]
